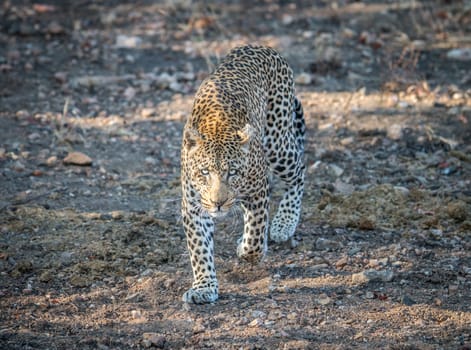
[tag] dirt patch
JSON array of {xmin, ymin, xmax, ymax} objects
[{"xmin": 1, "ymin": 1, "xmax": 470, "ymax": 349}]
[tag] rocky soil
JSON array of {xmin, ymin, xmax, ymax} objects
[{"xmin": 1, "ymin": 1, "xmax": 470, "ymax": 349}]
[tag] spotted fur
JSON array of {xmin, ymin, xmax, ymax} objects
[{"xmin": 181, "ymin": 45, "xmax": 305, "ymax": 304}]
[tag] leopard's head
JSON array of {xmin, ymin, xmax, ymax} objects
[{"xmin": 183, "ymin": 123, "xmax": 254, "ymax": 218}]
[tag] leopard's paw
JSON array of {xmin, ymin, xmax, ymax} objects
[
  {"xmin": 269, "ymin": 218, "xmax": 296, "ymax": 243},
  {"xmin": 237, "ymin": 241, "xmax": 265, "ymax": 264},
  {"xmin": 182, "ymin": 287, "xmax": 218, "ymax": 304}
]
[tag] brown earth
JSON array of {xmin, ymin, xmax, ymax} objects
[{"xmin": 1, "ymin": 1, "xmax": 470, "ymax": 349}]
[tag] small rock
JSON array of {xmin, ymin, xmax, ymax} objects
[
  {"xmin": 340, "ymin": 136, "xmax": 354, "ymax": 145},
  {"xmin": 365, "ymin": 291, "xmax": 375, "ymax": 299},
  {"xmin": 335, "ymin": 256, "xmax": 348, "ymax": 269},
  {"xmin": 46, "ymin": 21, "xmax": 65, "ymax": 35},
  {"xmin": 110, "ymin": 211, "xmax": 124, "ymax": 220},
  {"xmin": 140, "ymin": 108, "xmax": 155, "ymax": 118},
  {"xmin": 295, "ymin": 72, "xmax": 312, "ymax": 85},
  {"xmin": 193, "ymin": 322, "xmax": 206, "ymax": 334},
  {"xmin": 248, "ymin": 318, "xmax": 262, "ymax": 327},
  {"xmin": 333, "ymin": 179, "xmax": 355, "ymax": 195},
  {"xmin": 430, "ymin": 229, "xmax": 443, "ymax": 238},
  {"xmin": 281, "ymin": 14, "xmax": 294, "ymax": 25},
  {"xmin": 131, "ymin": 310, "xmax": 142, "ymax": 319},
  {"xmin": 140, "ymin": 268, "xmax": 153, "ymax": 277},
  {"xmin": 69, "ymin": 274, "xmax": 91, "ymax": 287},
  {"xmin": 33, "ymin": 3, "xmax": 57, "ymax": 13},
  {"xmin": 446, "ymin": 48, "xmax": 471, "ymax": 61},
  {"xmin": 387, "ymin": 123, "xmax": 403, "ymax": 140},
  {"xmin": 368, "ymin": 259, "xmax": 380, "ymax": 268},
  {"xmin": 358, "ymin": 216, "xmax": 375, "ymax": 230},
  {"xmin": 28, "ymin": 132, "xmax": 41, "ymax": 141},
  {"xmin": 251, "ymin": 310, "xmax": 266, "ymax": 319},
  {"xmin": 39, "ymin": 270, "xmax": 53, "ymax": 282},
  {"xmin": 448, "ymin": 284, "xmax": 459, "ymax": 294},
  {"xmin": 46, "ymin": 156, "xmax": 58, "ymax": 166},
  {"xmin": 123, "ymin": 86, "xmax": 136, "ymax": 100},
  {"xmin": 60, "ymin": 251, "xmax": 73, "ymax": 263},
  {"xmin": 352, "ymin": 269, "xmax": 394, "ymax": 284},
  {"xmin": 342, "ymin": 27, "xmax": 356, "ymax": 38},
  {"xmin": 116, "ymin": 35, "xmax": 142, "ymax": 48},
  {"xmin": 393, "ymin": 186, "xmax": 409, "ymax": 196},
  {"xmin": 54, "ymin": 72, "xmax": 67, "ymax": 84},
  {"xmin": 12, "ymin": 161, "xmax": 26, "ymax": 172},
  {"xmin": 142, "ymin": 333, "xmax": 165, "ymax": 349},
  {"xmin": 329, "ymin": 163, "xmax": 344, "ymax": 177},
  {"xmin": 63, "ymin": 152, "xmax": 92, "ymax": 166},
  {"xmin": 144, "ymin": 156, "xmax": 156, "ymax": 166},
  {"xmin": 11, "ymin": 260, "xmax": 33, "ymax": 277},
  {"xmin": 315, "ymin": 237, "xmax": 341, "ymax": 251},
  {"xmin": 312, "ymin": 263, "xmax": 329, "ymax": 270},
  {"xmin": 447, "ymin": 201, "xmax": 468, "ymax": 222},
  {"xmin": 316, "ymin": 294, "xmax": 332, "ymax": 305}
]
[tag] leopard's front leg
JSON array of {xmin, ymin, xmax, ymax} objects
[
  {"xmin": 181, "ymin": 200, "xmax": 218, "ymax": 304},
  {"xmin": 237, "ymin": 185, "xmax": 269, "ymax": 263}
]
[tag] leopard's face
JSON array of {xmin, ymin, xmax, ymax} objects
[{"xmin": 183, "ymin": 124, "xmax": 254, "ymax": 218}]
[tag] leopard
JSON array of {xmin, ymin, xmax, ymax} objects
[{"xmin": 180, "ymin": 45, "xmax": 305, "ymax": 304}]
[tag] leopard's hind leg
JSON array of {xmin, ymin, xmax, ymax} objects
[{"xmin": 267, "ymin": 96, "xmax": 305, "ymax": 243}]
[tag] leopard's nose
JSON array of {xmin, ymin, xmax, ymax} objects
[{"xmin": 210, "ymin": 199, "xmax": 227, "ymax": 210}]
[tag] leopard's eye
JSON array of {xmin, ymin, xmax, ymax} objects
[
  {"xmin": 228, "ymin": 168, "xmax": 238, "ymax": 177},
  {"xmin": 200, "ymin": 168, "xmax": 209, "ymax": 176}
]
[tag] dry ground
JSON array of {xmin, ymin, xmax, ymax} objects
[{"xmin": 1, "ymin": 1, "xmax": 470, "ymax": 349}]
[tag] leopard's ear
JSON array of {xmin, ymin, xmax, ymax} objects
[
  {"xmin": 237, "ymin": 123, "xmax": 254, "ymax": 149},
  {"xmin": 184, "ymin": 126, "xmax": 202, "ymax": 153}
]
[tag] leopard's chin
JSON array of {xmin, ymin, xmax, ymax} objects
[{"xmin": 207, "ymin": 210, "xmax": 228, "ymax": 219}]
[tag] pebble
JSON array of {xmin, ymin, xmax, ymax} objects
[
  {"xmin": 365, "ymin": 291, "xmax": 375, "ymax": 299},
  {"xmin": 335, "ymin": 256, "xmax": 348, "ymax": 269},
  {"xmin": 46, "ymin": 21, "xmax": 65, "ymax": 35},
  {"xmin": 251, "ymin": 310, "xmax": 266, "ymax": 319},
  {"xmin": 315, "ymin": 237, "xmax": 341, "ymax": 251},
  {"xmin": 387, "ymin": 123, "xmax": 403, "ymax": 140},
  {"xmin": 368, "ymin": 258, "xmax": 388, "ymax": 268},
  {"xmin": 295, "ymin": 72, "xmax": 312, "ymax": 85},
  {"xmin": 60, "ymin": 251, "xmax": 74, "ymax": 263},
  {"xmin": 140, "ymin": 268, "xmax": 153, "ymax": 277},
  {"xmin": 142, "ymin": 333, "xmax": 166, "ymax": 349},
  {"xmin": 248, "ymin": 318, "xmax": 263, "ymax": 327},
  {"xmin": 446, "ymin": 201, "xmax": 468, "ymax": 222},
  {"xmin": 39, "ymin": 270, "xmax": 53, "ymax": 282},
  {"xmin": 63, "ymin": 152, "xmax": 92, "ymax": 166},
  {"xmin": 46, "ymin": 156, "xmax": 58, "ymax": 166},
  {"xmin": 11, "ymin": 260, "xmax": 33, "ymax": 276},
  {"xmin": 329, "ymin": 163, "xmax": 344, "ymax": 177},
  {"xmin": 316, "ymin": 294, "xmax": 332, "ymax": 305},
  {"xmin": 140, "ymin": 108, "xmax": 155, "ymax": 118},
  {"xmin": 446, "ymin": 48, "xmax": 471, "ymax": 61},
  {"xmin": 116, "ymin": 35, "xmax": 142, "ymax": 48},
  {"xmin": 333, "ymin": 179, "xmax": 355, "ymax": 195},
  {"xmin": 123, "ymin": 86, "xmax": 136, "ymax": 100},
  {"xmin": 54, "ymin": 72, "xmax": 67, "ymax": 84},
  {"xmin": 351, "ymin": 269, "xmax": 394, "ymax": 284}
]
